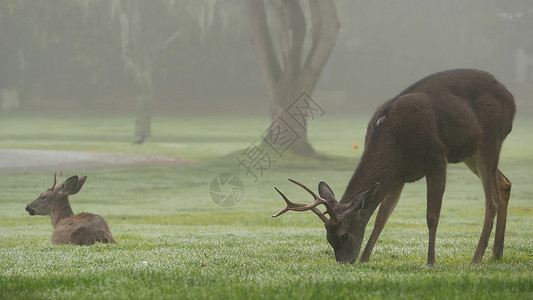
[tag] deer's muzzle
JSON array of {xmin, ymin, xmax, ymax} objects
[{"xmin": 25, "ymin": 205, "xmax": 35, "ymax": 215}]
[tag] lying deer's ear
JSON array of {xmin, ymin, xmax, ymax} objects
[
  {"xmin": 73, "ymin": 176, "xmax": 87, "ymax": 194},
  {"xmin": 59, "ymin": 175, "xmax": 87, "ymax": 196},
  {"xmin": 318, "ymin": 181, "xmax": 338, "ymax": 206}
]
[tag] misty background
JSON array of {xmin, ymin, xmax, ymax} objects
[{"xmin": 1, "ymin": 0, "xmax": 532, "ymax": 119}]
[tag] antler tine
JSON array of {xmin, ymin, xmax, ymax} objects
[
  {"xmin": 272, "ymin": 187, "xmax": 293, "ymax": 218},
  {"xmin": 272, "ymin": 179, "xmax": 339, "ymax": 224},
  {"xmin": 52, "ymin": 172, "xmax": 57, "ymax": 189},
  {"xmin": 52, "ymin": 171, "xmax": 63, "ymax": 190},
  {"xmin": 288, "ymin": 178, "xmax": 339, "ymax": 224},
  {"xmin": 272, "ymin": 186, "xmax": 329, "ymax": 223},
  {"xmin": 56, "ymin": 171, "xmax": 63, "ymax": 189},
  {"xmin": 273, "ymin": 187, "xmax": 291, "ymax": 208},
  {"xmin": 288, "ymin": 178, "xmax": 320, "ymax": 199},
  {"xmin": 272, "ymin": 187, "xmax": 306, "ymax": 218}
]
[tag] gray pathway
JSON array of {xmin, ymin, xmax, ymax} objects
[{"xmin": 0, "ymin": 149, "xmax": 189, "ymax": 174}]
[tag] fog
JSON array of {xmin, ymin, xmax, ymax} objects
[
  {"xmin": 0, "ymin": 0, "xmax": 531, "ymax": 116},
  {"xmin": 1, "ymin": 4, "xmax": 533, "ymax": 292}
]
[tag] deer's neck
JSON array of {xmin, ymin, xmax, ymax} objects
[
  {"xmin": 50, "ymin": 198, "xmax": 74, "ymax": 228},
  {"xmin": 340, "ymin": 150, "xmax": 395, "ymax": 204}
]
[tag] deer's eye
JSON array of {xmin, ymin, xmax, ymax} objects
[
  {"xmin": 341, "ymin": 233, "xmax": 349, "ymax": 242},
  {"xmin": 39, "ymin": 196, "xmax": 46, "ymax": 201}
]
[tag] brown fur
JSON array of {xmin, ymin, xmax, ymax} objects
[
  {"xmin": 275, "ymin": 69, "xmax": 515, "ymax": 265},
  {"xmin": 26, "ymin": 174, "xmax": 116, "ymax": 245}
]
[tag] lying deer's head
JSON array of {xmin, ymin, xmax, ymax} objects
[
  {"xmin": 26, "ymin": 172, "xmax": 87, "ymax": 216},
  {"xmin": 273, "ymin": 179, "xmax": 378, "ymax": 263}
]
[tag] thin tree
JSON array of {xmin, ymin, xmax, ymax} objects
[
  {"xmin": 115, "ymin": 0, "xmax": 237, "ymax": 143},
  {"xmin": 116, "ymin": 0, "xmax": 174, "ymax": 142}
]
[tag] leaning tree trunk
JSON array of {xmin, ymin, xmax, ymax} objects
[{"xmin": 246, "ymin": 0, "xmax": 339, "ymax": 156}]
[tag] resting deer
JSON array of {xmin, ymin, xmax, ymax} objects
[
  {"xmin": 273, "ymin": 69, "xmax": 515, "ymax": 265},
  {"xmin": 26, "ymin": 173, "xmax": 115, "ymax": 245}
]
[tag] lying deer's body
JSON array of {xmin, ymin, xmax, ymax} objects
[
  {"xmin": 26, "ymin": 174, "xmax": 115, "ymax": 245},
  {"xmin": 274, "ymin": 69, "xmax": 515, "ymax": 265}
]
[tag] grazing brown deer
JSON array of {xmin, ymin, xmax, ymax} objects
[
  {"xmin": 273, "ymin": 69, "xmax": 515, "ymax": 265},
  {"xmin": 26, "ymin": 173, "xmax": 115, "ymax": 245}
]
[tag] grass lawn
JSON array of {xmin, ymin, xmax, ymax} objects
[{"xmin": 1, "ymin": 111, "xmax": 532, "ymax": 299}]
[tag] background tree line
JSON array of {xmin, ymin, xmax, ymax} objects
[{"xmin": 1, "ymin": 0, "xmax": 531, "ymax": 116}]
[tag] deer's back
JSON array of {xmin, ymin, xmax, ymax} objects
[
  {"xmin": 398, "ymin": 69, "xmax": 515, "ymax": 139},
  {"xmin": 366, "ymin": 69, "xmax": 515, "ymax": 177},
  {"xmin": 52, "ymin": 212, "xmax": 115, "ymax": 245}
]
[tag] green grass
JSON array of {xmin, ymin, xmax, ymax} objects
[{"xmin": 1, "ymin": 111, "xmax": 533, "ymax": 299}]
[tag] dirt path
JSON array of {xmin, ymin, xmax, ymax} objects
[{"xmin": 0, "ymin": 149, "xmax": 190, "ymax": 174}]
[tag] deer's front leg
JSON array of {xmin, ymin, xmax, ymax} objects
[
  {"xmin": 426, "ymin": 163, "xmax": 446, "ymax": 266},
  {"xmin": 360, "ymin": 183, "xmax": 404, "ymax": 262}
]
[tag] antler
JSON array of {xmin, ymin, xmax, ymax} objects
[
  {"xmin": 273, "ymin": 179, "xmax": 338, "ymax": 225},
  {"xmin": 52, "ymin": 172, "xmax": 63, "ymax": 190}
]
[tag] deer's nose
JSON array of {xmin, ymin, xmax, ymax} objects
[{"xmin": 25, "ymin": 206, "xmax": 35, "ymax": 215}]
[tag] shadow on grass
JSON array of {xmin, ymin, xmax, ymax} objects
[{"xmin": 217, "ymin": 146, "xmax": 358, "ymax": 172}]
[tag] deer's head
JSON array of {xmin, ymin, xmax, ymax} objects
[
  {"xmin": 25, "ymin": 173, "xmax": 87, "ymax": 216},
  {"xmin": 273, "ymin": 179, "xmax": 379, "ymax": 263}
]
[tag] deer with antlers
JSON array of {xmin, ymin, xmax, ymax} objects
[
  {"xmin": 273, "ymin": 69, "xmax": 515, "ymax": 265},
  {"xmin": 25, "ymin": 173, "xmax": 115, "ymax": 245}
]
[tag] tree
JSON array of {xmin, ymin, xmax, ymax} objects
[
  {"xmin": 115, "ymin": 0, "xmax": 176, "ymax": 141},
  {"xmin": 113, "ymin": 0, "xmax": 242, "ymax": 142},
  {"xmin": 245, "ymin": 0, "xmax": 339, "ymax": 156}
]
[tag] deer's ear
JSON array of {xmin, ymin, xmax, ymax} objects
[
  {"xmin": 351, "ymin": 182, "xmax": 380, "ymax": 212},
  {"xmin": 359, "ymin": 182, "xmax": 380, "ymax": 210},
  {"xmin": 59, "ymin": 176, "xmax": 87, "ymax": 195},
  {"xmin": 73, "ymin": 176, "xmax": 87, "ymax": 194},
  {"xmin": 318, "ymin": 181, "xmax": 338, "ymax": 206}
]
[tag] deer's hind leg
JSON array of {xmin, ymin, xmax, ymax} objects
[
  {"xmin": 464, "ymin": 153, "xmax": 508, "ymax": 263},
  {"xmin": 492, "ymin": 170, "xmax": 511, "ymax": 259}
]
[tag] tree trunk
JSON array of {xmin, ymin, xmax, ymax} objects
[
  {"xmin": 270, "ymin": 83, "xmax": 316, "ymax": 155},
  {"xmin": 134, "ymin": 93, "xmax": 152, "ymax": 139},
  {"xmin": 133, "ymin": 62, "xmax": 154, "ymax": 141},
  {"xmin": 118, "ymin": 0, "xmax": 153, "ymax": 141},
  {"xmin": 246, "ymin": 0, "xmax": 339, "ymax": 156}
]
